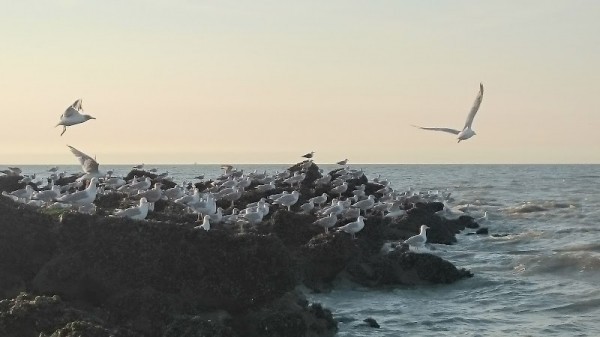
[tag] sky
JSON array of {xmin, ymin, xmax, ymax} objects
[{"xmin": 1, "ymin": 0, "xmax": 599, "ymax": 164}]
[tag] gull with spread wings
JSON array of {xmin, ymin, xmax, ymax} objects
[
  {"xmin": 413, "ymin": 83, "xmax": 484, "ymax": 143},
  {"xmin": 56, "ymin": 99, "xmax": 96, "ymax": 136},
  {"xmin": 67, "ymin": 145, "xmax": 102, "ymax": 180}
]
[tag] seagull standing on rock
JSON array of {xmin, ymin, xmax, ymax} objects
[
  {"xmin": 337, "ymin": 215, "xmax": 365, "ymax": 239},
  {"xmin": 273, "ymin": 190, "xmax": 300, "ymax": 211},
  {"xmin": 313, "ymin": 213, "xmax": 338, "ymax": 233},
  {"xmin": 55, "ymin": 177, "xmax": 99, "ymax": 206},
  {"xmin": 404, "ymin": 225, "xmax": 430, "ymax": 251},
  {"xmin": 413, "ymin": 83, "xmax": 484, "ymax": 142},
  {"xmin": 56, "ymin": 99, "xmax": 96, "ymax": 136},
  {"xmin": 302, "ymin": 151, "xmax": 315, "ymax": 159},
  {"xmin": 194, "ymin": 215, "xmax": 211, "ymax": 231},
  {"xmin": 112, "ymin": 197, "xmax": 150, "ymax": 220}
]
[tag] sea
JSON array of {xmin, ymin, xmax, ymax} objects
[{"xmin": 10, "ymin": 164, "xmax": 600, "ymax": 337}]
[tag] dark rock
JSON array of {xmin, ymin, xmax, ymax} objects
[
  {"xmin": 266, "ymin": 210, "xmax": 322, "ymax": 247},
  {"xmin": 362, "ymin": 317, "xmax": 380, "ymax": 328},
  {"xmin": 300, "ymin": 233, "xmax": 360, "ymax": 291},
  {"xmin": 162, "ymin": 316, "xmax": 238, "ymax": 337},
  {"xmin": 0, "ymin": 293, "xmax": 140, "ymax": 337},
  {"xmin": 476, "ymin": 227, "xmax": 489, "ymax": 235},
  {"xmin": 235, "ymin": 291, "xmax": 337, "ymax": 337},
  {"xmin": 34, "ymin": 213, "xmax": 296, "ymax": 314},
  {"xmin": 0, "ymin": 197, "xmax": 58, "ymax": 299},
  {"xmin": 347, "ymin": 250, "xmax": 473, "ymax": 286},
  {"xmin": 0, "ymin": 175, "xmax": 25, "ymax": 193}
]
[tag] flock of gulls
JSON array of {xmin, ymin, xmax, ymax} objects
[
  {"xmin": 0, "ymin": 157, "xmax": 465, "ymax": 251},
  {"xmin": 1, "ymin": 83, "xmax": 486, "ymax": 251}
]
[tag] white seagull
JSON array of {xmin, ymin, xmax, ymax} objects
[
  {"xmin": 55, "ymin": 177, "xmax": 98, "ymax": 205},
  {"xmin": 67, "ymin": 145, "xmax": 101, "ymax": 180},
  {"xmin": 404, "ymin": 225, "xmax": 430, "ymax": 251},
  {"xmin": 112, "ymin": 197, "xmax": 150, "ymax": 220},
  {"xmin": 337, "ymin": 215, "xmax": 365, "ymax": 239},
  {"xmin": 313, "ymin": 213, "xmax": 338, "ymax": 233},
  {"xmin": 194, "ymin": 215, "xmax": 211, "ymax": 231},
  {"xmin": 413, "ymin": 83, "xmax": 484, "ymax": 142},
  {"xmin": 56, "ymin": 99, "xmax": 96, "ymax": 136}
]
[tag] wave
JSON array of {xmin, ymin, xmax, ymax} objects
[
  {"xmin": 504, "ymin": 201, "xmax": 577, "ymax": 214},
  {"xmin": 514, "ymin": 251, "xmax": 600, "ymax": 276}
]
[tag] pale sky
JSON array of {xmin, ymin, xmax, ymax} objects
[{"xmin": 1, "ymin": 0, "xmax": 599, "ymax": 164}]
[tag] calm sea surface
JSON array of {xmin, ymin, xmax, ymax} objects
[{"xmin": 11, "ymin": 164, "xmax": 600, "ymax": 336}]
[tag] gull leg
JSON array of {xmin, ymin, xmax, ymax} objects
[{"xmin": 60, "ymin": 126, "xmax": 67, "ymax": 136}]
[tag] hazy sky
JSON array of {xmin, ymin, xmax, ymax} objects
[{"xmin": 1, "ymin": 0, "xmax": 599, "ymax": 164}]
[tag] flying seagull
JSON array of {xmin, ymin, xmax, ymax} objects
[
  {"xmin": 56, "ymin": 99, "xmax": 96, "ymax": 136},
  {"xmin": 67, "ymin": 145, "xmax": 101, "ymax": 180},
  {"xmin": 413, "ymin": 83, "xmax": 484, "ymax": 142}
]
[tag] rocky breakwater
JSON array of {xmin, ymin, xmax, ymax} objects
[
  {"xmin": 0, "ymin": 162, "xmax": 479, "ymax": 336},
  {"xmin": 0, "ymin": 196, "xmax": 336, "ymax": 337}
]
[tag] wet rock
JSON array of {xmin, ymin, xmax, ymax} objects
[
  {"xmin": 362, "ymin": 317, "xmax": 380, "ymax": 328},
  {"xmin": 347, "ymin": 250, "xmax": 473, "ymax": 286},
  {"xmin": 0, "ymin": 293, "xmax": 139, "ymax": 337},
  {"xmin": 162, "ymin": 316, "xmax": 238, "ymax": 337},
  {"xmin": 476, "ymin": 227, "xmax": 489, "ymax": 235},
  {"xmin": 235, "ymin": 291, "xmax": 337, "ymax": 337}
]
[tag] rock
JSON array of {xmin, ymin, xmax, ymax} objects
[
  {"xmin": 300, "ymin": 233, "xmax": 360, "ymax": 291},
  {"xmin": 0, "ymin": 175, "xmax": 25, "ymax": 193},
  {"xmin": 0, "ymin": 197, "xmax": 57, "ymax": 299},
  {"xmin": 347, "ymin": 250, "xmax": 473, "ymax": 286},
  {"xmin": 0, "ymin": 293, "xmax": 140, "ymax": 337},
  {"xmin": 362, "ymin": 317, "xmax": 380, "ymax": 328},
  {"xmin": 33, "ymin": 213, "xmax": 296, "ymax": 313},
  {"xmin": 162, "ymin": 316, "xmax": 237, "ymax": 337},
  {"xmin": 235, "ymin": 291, "xmax": 337, "ymax": 337},
  {"xmin": 476, "ymin": 227, "xmax": 489, "ymax": 235}
]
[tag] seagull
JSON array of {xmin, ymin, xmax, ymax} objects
[
  {"xmin": 302, "ymin": 151, "xmax": 315, "ymax": 159},
  {"xmin": 132, "ymin": 164, "xmax": 144, "ymax": 170},
  {"xmin": 112, "ymin": 197, "xmax": 150, "ymax": 220},
  {"xmin": 404, "ymin": 225, "xmax": 429, "ymax": 251},
  {"xmin": 56, "ymin": 99, "xmax": 96, "ymax": 136},
  {"xmin": 413, "ymin": 83, "xmax": 484, "ymax": 142},
  {"xmin": 336, "ymin": 159, "xmax": 348, "ymax": 166},
  {"xmin": 67, "ymin": 145, "xmax": 102, "ymax": 180},
  {"xmin": 313, "ymin": 213, "xmax": 338, "ymax": 233},
  {"xmin": 273, "ymin": 190, "xmax": 300, "ymax": 211},
  {"xmin": 194, "ymin": 215, "xmax": 211, "ymax": 231},
  {"xmin": 55, "ymin": 177, "xmax": 98, "ymax": 205},
  {"xmin": 337, "ymin": 215, "xmax": 365, "ymax": 239}
]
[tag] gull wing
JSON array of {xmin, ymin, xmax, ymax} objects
[
  {"xmin": 115, "ymin": 207, "xmax": 142, "ymax": 218},
  {"xmin": 62, "ymin": 99, "xmax": 83, "ymax": 118},
  {"xmin": 404, "ymin": 234, "xmax": 425, "ymax": 246},
  {"xmin": 411, "ymin": 125, "xmax": 460, "ymax": 135},
  {"xmin": 463, "ymin": 83, "xmax": 484, "ymax": 129},
  {"xmin": 67, "ymin": 145, "xmax": 99, "ymax": 174},
  {"xmin": 62, "ymin": 106, "xmax": 77, "ymax": 118},
  {"xmin": 58, "ymin": 190, "xmax": 88, "ymax": 203},
  {"xmin": 71, "ymin": 99, "xmax": 83, "ymax": 111}
]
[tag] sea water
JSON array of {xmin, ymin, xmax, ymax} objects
[{"xmin": 12, "ymin": 164, "xmax": 600, "ymax": 336}]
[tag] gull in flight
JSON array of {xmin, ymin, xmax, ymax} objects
[
  {"xmin": 413, "ymin": 83, "xmax": 484, "ymax": 142},
  {"xmin": 56, "ymin": 99, "xmax": 96, "ymax": 136},
  {"xmin": 67, "ymin": 145, "xmax": 101, "ymax": 180}
]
